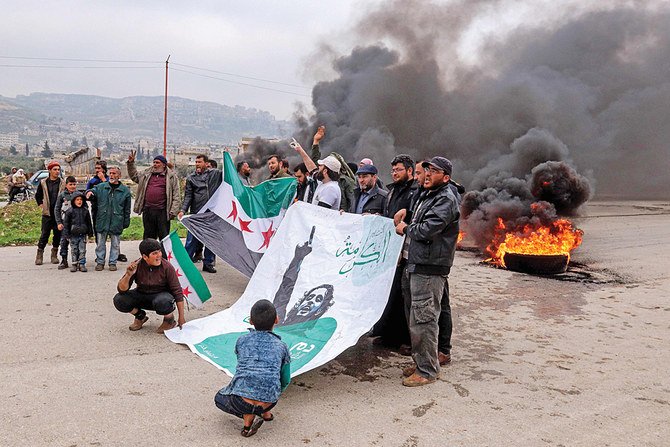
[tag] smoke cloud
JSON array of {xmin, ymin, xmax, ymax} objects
[{"xmin": 292, "ymin": 0, "xmax": 669, "ymax": 199}]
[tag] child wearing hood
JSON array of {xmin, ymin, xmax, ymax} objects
[{"xmin": 62, "ymin": 192, "xmax": 93, "ymax": 272}]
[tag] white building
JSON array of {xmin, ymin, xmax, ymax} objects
[{"xmin": 0, "ymin": 132, "xmax": 19, "ymax": 148}]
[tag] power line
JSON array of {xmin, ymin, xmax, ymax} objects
[
  {"xmin": 0, "ymin": 64, "xmax": 161, "ymax": 69},
  {"xmin": 0, "ymin": 54, "xmax": 313, "ymax": 97},
  {"xmin": 171, "ymin": 62, "xmax": 309, "ymax": 89},
  {"xmin": 0, "ymin": 55, "xmax": 161, "ymax": 63},
  {"xmin": 170, "ymin": 67, "xmax": 311, "ymax": 97}
]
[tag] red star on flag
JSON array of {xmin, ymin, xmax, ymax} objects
[
  {"xmin": 227, "ymin": 201, "xmax": 238, "ymax": 222},
  {"xmin": 175, "ymin": 268, "xmax": 182, "ymax": 278},
  {"xmin": 239, "ymin": 218, "xmax": 253, "ymax": 233},
  {"xmin": 167, "ymin": 251, "xmax": 173, "ymax": 261},
  {"xmin": 258, "ymin": 221, "xmax": 275, "ymax": 250},
  {"xmin": 182, "ymin": 286, "xmax": 191, "ymax": 298}
]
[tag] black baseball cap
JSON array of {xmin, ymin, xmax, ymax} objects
[{"xmin": 422, "ymin": 157, "xmax": 452, "ymax": 175}]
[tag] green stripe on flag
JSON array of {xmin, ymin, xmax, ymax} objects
[
  {"xmin": 223, "ymin": 152, "xmax": 297, "ymax": 219},
  {"xmin": 168, "ymin": 231, "xmax": 211, "ymax": 302}
]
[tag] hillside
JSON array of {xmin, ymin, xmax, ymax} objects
[{"xmin": 0, "ymin": 93, "xmax": 293, "ymax": 143}]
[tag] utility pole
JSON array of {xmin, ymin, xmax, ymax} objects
[{"xmin": 163, "ymin": 55, "xmax": 170, "ymax": 158}]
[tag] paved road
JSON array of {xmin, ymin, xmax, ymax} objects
[{"xmin": 1, "ymin": 201, "xmax": 669, "ymax": 446}]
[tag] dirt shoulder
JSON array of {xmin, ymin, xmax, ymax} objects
[{"xmin": 1, "ymin": 201, "xmax": 669, "ymax": 446}]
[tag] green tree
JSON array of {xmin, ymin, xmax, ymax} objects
[
  {"xmin": 25, "ymin": 143, "xmax": 29, "ymax": 156},
  {"xmin": 105, "ymin": 140, "xmax": 114, "ymax": 151},
  {"xmin": 81, "ymin": 136, "xmax": 88, "ymax": 146},
  {"xmin": 41, "ymin": 141, "xmax": 53, "ymax": 158},
  {"xmin": 9, "ymin": 145, "xmax": 17, "ymax": 156}
]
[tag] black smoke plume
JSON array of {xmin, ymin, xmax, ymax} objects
[{"xmin": 292, "ymin": 0, "xmax": 669, "ymax": 200}]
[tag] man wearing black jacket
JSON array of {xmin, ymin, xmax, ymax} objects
[
  {"xmin": 395, "ymin": 156, "xmax": 460, "ymax": 387},
  {"xmin": 351, "ymin": 164, "xmax": 388, "ymax": 215},
  {"xmin": 372, "ymin": 155, "xmax": 417, "ymax": 347},
  {"xmin": 178, "ymin": 154, "xmax": 223, "ymax": 273}
]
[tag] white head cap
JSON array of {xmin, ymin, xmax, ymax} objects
[{"xmin": 317, "ymin": 155, "xmax": 342, "ymax": 173}]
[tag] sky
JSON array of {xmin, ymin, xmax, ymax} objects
[{"xmin": 1, "ymin": 0, "xmax": 367, "ymax": 120}]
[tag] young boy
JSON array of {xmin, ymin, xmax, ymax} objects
[
  {"xmin": 215, "ymin": 300, "xmax": 291, "ymax": 437},
  {"xmin": 62, "ymin": 192, "xmax": 93, "ymax": 272},
  {"xmin": 54, "ymin": 176, "xmax": 79, "ymax": 269}
]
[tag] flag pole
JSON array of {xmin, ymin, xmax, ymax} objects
[{"xmin": 163, "ymin": 54, "xmax": 170, "ymax": 158}]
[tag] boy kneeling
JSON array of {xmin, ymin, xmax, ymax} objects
[{"xmin": 215, "ymin": 299, "xmax": 291, "ymax": 437}]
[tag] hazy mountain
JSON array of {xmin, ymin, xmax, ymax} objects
[{"xmin": 0, "ymin": 93, "xmax": 293, "ymax": 143}]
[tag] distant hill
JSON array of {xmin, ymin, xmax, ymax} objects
[{"xmin": 0, "ymin": 93, "xmax": 293, "ymax": 143}]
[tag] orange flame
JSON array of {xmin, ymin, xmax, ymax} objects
[
  {"xmin": 488, "ymin": 217, "xmax": 583, "ymax": 267},
  {"xmin": 457, "ymin": 230, "xmax": 465, "ymax": 244}
]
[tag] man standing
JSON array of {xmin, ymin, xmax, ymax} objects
[
  {"xmin": 113, "ymin": 238, "xmax": 185, "ymax": 333},
  {"xmin": 293, "ymin": 140, "xmax": 342, "ymax": 210},
  {"xmin": 372, "ymin": 154, "xmax": 418, "ymax": 347},
  {"xmin": 34, "ymin": 161, "xmax": 65, "ymax": 265},
  {"xmin": 351, "ymin": 164, "xmax": 388, "ymax": 215},
  {"xmin": 87, "ymin": 166, "xmax": 131, "ymax": 271},
  {"xmin": 308, "ymin": 126, "xmax": 355, "ymax": 211},
  {"xmin": 293, "ymin": 163, "xmax": 312, "ymax": 202},
  {"xmin": 266, "ymin": 154, "xmax": 291, "ymax": 180},
  {"xmin": 85, "ymin": 160, "xmax": 127, "ymax": 262},
  {"xmin": 127, "ymin": 152, "xmax": 181, "ymax": 241},
  {"xmin": 178, "ymin": 154, "xmax": 223, "ymax": 273},
  {"xmin": 395, "ymin": 157, "xmax": 460, "ymax": 387},
  {"xmin": 237, "ymin": 161, "xmax": 252, "ymax": 186}
]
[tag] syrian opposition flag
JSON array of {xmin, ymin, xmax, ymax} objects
[
  {"xmin": 181, "ymin": 152, "xmax": 297, "ymax": 277},
  {"xmin": 162, "ymin": 231, "xmax": 212, "ymax": 308}
]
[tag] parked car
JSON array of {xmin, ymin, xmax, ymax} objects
[{"xmin": 28, "ymin": 170, "xmax": 64, "ymax": 188}]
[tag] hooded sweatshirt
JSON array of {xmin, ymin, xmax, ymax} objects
[{"xmin": 62, "ymin": 192, "xmax": 93, "ymax": 238}]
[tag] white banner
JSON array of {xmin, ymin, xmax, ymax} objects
[{"xmin": 166, "ymin": 202, "xmax": 404, "ymax": 377}]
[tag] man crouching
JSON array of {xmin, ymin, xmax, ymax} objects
[{"xmin": 113, "ymin": 238, "xmax": 185, "ymax": 333}]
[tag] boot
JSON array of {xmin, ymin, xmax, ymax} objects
[
  {"xmin": 156, "ymin": 317, "xmax": 177, "ymax": 334},
  {"xmin": 58, "ymin": 258, "xmax": 69, "ymax": 270},
  {"xmin": 50, "ymin": 248, "xmax": 59, "ymax": 264},
  {"xmin": 129, "ymin": 310, "xmax": 148, "ymax": 331},
  {"xmin": 35, "ymin": 248, "xmax": 44, "ymax": 265}
]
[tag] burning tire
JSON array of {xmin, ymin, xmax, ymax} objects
[{"xmin": 502, "ymin": 252, "xmax": 569, "ymax": 275}]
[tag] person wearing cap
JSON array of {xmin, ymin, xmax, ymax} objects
[
  {"xmin": 127, "ymin": 150, "xmax": 181, "ymax": 241},
  {"xmin": 358, "ymin": 158, "xmax": 385, "ymax": 189},
  {"xmin": 113, "ymin": 238, "xmax": 185, "ymax": 334},
  {"xmin": 351, "ymin": 164, "xmax": 388, "ymax": 215},
  {"xmin": 395, "ymin": 156, "xmax": 460, "ymax": 387},
  {"xmin": 86, "ymin": 166, "xmax": 132, "ymax": 271},
  {"xmin": 293, "ymin": 135, "xmax": 342, "ymax": 210},
  {"xmin": 34, "ymin": 160, "xmax": 66, "ymax": 265},
  {"xmin": 302, "ymin": 126, "xmax": 354, "ymax": 211}
]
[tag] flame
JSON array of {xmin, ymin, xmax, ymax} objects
[
  {"xmin": 487, "ymin": 217, "xmax": 583, "ymax": 267},
  {"xmin": 457, "ymin": 230, "xmax": 465, "ymax": 244}
]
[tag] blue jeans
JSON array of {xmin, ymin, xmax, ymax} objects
[
  {"xmin": 185, "ymin": 231, "xmax": 215, "ymax": 266},
  {"xmin": 214, "ymin": 392, "xmax": 276, "ymax": 419},
  {"xmin": 96, "ymin": 232, "xmax": 120, "ymax": 266},
  {"xmin": 69, "ymin": 235, "xmax": 87, "ymax": 264}
]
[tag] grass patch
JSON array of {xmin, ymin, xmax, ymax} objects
[{"xmin": 0, "ymin": 201, "xmax": 187, "ymax": 247}]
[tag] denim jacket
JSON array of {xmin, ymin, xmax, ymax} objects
[{"xmin": 220, "ymin": 329, "xmax": 291, "ymax": 403}]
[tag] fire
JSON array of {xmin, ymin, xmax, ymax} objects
[
  {"xmin": 487, "ymin": 217, "xmax": 583, "ymax": 267},
  {"xmin": 457, "ymin": 230, "xmax": 465, "ymax": 244}
]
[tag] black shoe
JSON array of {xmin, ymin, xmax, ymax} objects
[
  {"xmin": 117, "ymin": 254, "xmax": 128, "ymax": 262},
  {"xmin": 202, "ymin": 264, "xmax": 217, "ymax": 273}
]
